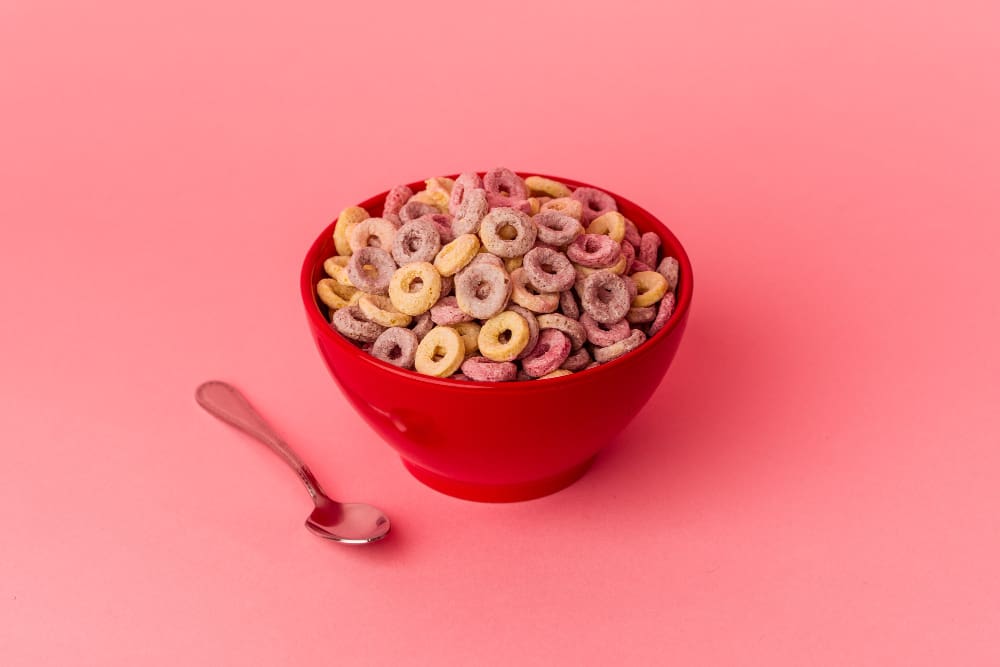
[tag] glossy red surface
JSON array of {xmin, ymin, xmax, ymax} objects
[{"xmin": 300, "ymin": 174, "xmax": 694, "ymax": 502}]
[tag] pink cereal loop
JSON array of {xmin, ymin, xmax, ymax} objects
[
  {"xmin": 559, "ymin": 290, "xmax": 580, "ymax": 319},
  {"xmin": 647, "ymin": 291, "xmax": 676, "ymax": 337},
  {"xmin": 349, "ymin": 218, "xmax": 397, "ymax": 253},
  {"xmin": 384, "ymin": 184, "xmax": 413, "ymax": 217},
  {"xmin": 623, "ymin": 218, "xmax": 641, "ymax": 248},
  {"xmin": 626, "ymin": 306, "xmax": 656, "ymax": 323},
  {"xmin": 399, "ymin": 200, "xmax": 439, "ymax": 223},
  {"xmin": 486, "ymin": 192, "xmax": 532, "ymax": 213},
  {"xmin": 566, "ymin": 234, "xmax": 622, "ymax": 268},
  {"xmin": 460, "ymin": 356, "xmax": 517, "ymax": 382},
  {"xmin": 532, "ymin": 210, "xmax": 583, "ymax": 247},
  {"xmin": 522, "ymin": 247, "xmax": 576, "ymax": 293},
  {"xmin": 620, "ymin": 240, "xmax": 636, "ymax": 275},
  {"xmin": 452, "ymin": 188, "xmax": 489, "ymax": 236},
  {"xmin": 410, "ymin": 312, "xmax": 434, "ymax": 340},
  {"xmin": 657, "ymin": 256, "xmax": 680, "ymax": 293},
  {"xmin": 415, "ymin": 212, "xmax": 455, "ymax": 244},
  {"xmin": 571, "ymin": 186, "xmax": 618, "ymax": 224},
  {"xmin": 392, "ymin": 219, "xmax": 441, "ymax": 265},
  {"xmin": 454, "ymin": 262, "xmax": 512, "ymax": 319},
  {"xmin": 520, "ymin": 329, "xmax": 572, "ymax": 378},
  {"xmin": 507, "ymin": 304, "xmax": 540, "ymax": 360},
  {"xmin": 536, "ymin": 313, "xmax": 587, "ymax": 350},
  {"xmin": 332, "ymin": 303, "xmax": 385, "ymax": 342},
  {"xmin": 593, "ymin": 328, "xmax": 646, "ymax": 364},
  {"xmin": 478, "ymin": 207, "xmax": 538, "ymax": 258},
  {"xmin": 638, "ymin": 232, "xmax": 661, "ymax": 267},
  {"xmin": 483, "ymin": 167, "xmax": 528, "ymax": 201},
  {"xmin": 449, "ymin": 172, "xmax": 484, "ymax": 215},
  {"xmin": 346, "ymin": 246, "xmax": 396, "ymax": 295},
  {"xmin": 580, "ymin": 270, "xmax": 631, "ymax": 324},
  {"xmin": 560, "ymin": 346, "xmax": 591, "ymax": 372},
  {"xmin": 580, "ymin": 313, "xmax": 631, "ymax": 346},
  {"xmin": 510, "ymin": 267, "xmax": 559, "ymax": 314},
  {"xmin": 371, "ymin": 327, "xmax": 419, "ymax": 369},
  {"xmin": 430, "ymin": 296, "xmax": 474, "ymax": 325}
]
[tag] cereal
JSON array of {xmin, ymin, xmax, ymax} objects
[
  {"xmin": 525, "ymin": 175, "xmax": 572, "ymax": 199},
  {"xmin": 520, "ymin": 329, "xmax": 571, "ymax": 377},
  {"xmin": 371, "ymin": 327, "xmax": 419, "ymax": 369},
  {"xmin": 334, "ymin": 206, "xmax": 369, "ymax": 256},
  {"xmin": 630, "ymin": 271, "xmax": 668, "ymax": 307},
  {"xmin": 434, "ymin": 233, "xmax": 481, "ymax": 276},
  {"xmin": 388, "ymin": 261, "xmax": 443, "ymax": 315},
  {"xmin": 359, "ymin": 294, "xmax": 413, "ymax": 327},
  {"xmin": 592, "ymin": 328, "xmax": 646, "ymax": 363},
  {"xmin": 414, "ymin": 325, "xmax": 465, "ymax": 377},
  {"xmin": 479, "ymin": 207, "xmax": 537, "ymax": 258},
  {"xmin": 347, "ymin": 247, "xmax": 396, "ymax": 295},
  {"xmin": 455, "ymin": 262, "xmax": 512, "ymax": 319},
  {"xmin": 572, "ymin": 186, "xmax": 618, "ymax": 224},
  {"xmin": 510, "ymin": 268, "xmax": 559, "ymax": 313},
  {"xmin": 460, "ymin": 356, "xmax": 517, "ymax": 382},
  {"xmin": 392, "ymin": 219, "xmax": 441, "ymax": 265},
  {"xmin": 478, "ymin": 310, "xmax": 530, "ymax": 361},
  {"xmin": 332, "ymin": 303, "xmax": 385, "ymax": 342},
  {"xmin": 349, "ymin": 218, "xmax": 397, "ymax": 253},
  {"xmin": 319, "ymin": 168, "xmax": 682, "ymax": 381},
  {"xmin": 580, "ymin": 270, "xmax": 631, "ymax": 324}
]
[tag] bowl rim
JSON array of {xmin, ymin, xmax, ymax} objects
[{"xmin": 300, "ymin": 172, "xmax": 694, "ymax": 392}]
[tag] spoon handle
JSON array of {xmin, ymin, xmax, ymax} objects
[{"xmin": 195, "ymin": 381, "xmax": 323, "ymax": 499}]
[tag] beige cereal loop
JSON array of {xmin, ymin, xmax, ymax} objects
[
  {"xmin": 323, "ymin": 256, "xmax": 354, "ymax": 287},
  {"xmin": 317, "ymin": 278, "xmax": 357, "ymax": 310},
  {"xmin": 525, "ymin": 176, "xmax": 572, "ymax": 199},
  {"xmin": 409, "ymin": 189, "xmax": 450, "ymax": 213},
  {"xmin": 587, "ymin": 211, "xmax": 627, "ymax": 243},
  {"xmin": 478, "ymin": 311, "xmax": 530, "ymax": 361},
  {"xmin": 414, "ymin": 326, "xmax": 465, "ymax": 377},
  {"xmin": 630, "ymin": 271, "xmax": 668, "ymax": 307},
  {"xmin": 541, "ymin": 197, "xmax": 584, "ymax": 221},
  {"xmin": 510, "ymin": 267, "xmax": 559, "ymax": 313},
  {"xmin": 388, "ymin": 261, "xmax": 443, "ymax": 316},
  {"xmin": 451, "ymin": 321, "xmax": 482, "ymax": 356},
  {"xmin": 528, "ymin": 197, "xmax": 542, "ymax": 215},
  {"xmin": 334, "ymin": 206, "xmax": 369, "ymax": 256},
  {"xmin": 358, "ymin": 294, "xmax": 413, "ymax": 327},
  {"xmin": 349, "ymin": 217, "xmax": 397, "ymax": 253},
  {"xmin": 538, "ymin": 369, "xmax": 573, "ymax": 379},
  {"xmin": 504, "ymin": 256, "xmax": 524, "ymax": 273},
  {"xmin": 425, "ymin": 177, "xmax": 455, "ymax": 196},
  {"xmin": 434, "ymin": 233, "xmax": 480, "ymax": 276},
  {"xmin": 573, "ymin": 252, "xmax": 628, "ymax": 280}
]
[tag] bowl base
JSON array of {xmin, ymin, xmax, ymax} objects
[{"xmin": 400, "ymin": 457, "xmax": 596, "ymax": 503}]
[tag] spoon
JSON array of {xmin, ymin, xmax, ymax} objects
[{"xmin": 195, "ymin": 380, "xmax": 390, "ymax": 544}]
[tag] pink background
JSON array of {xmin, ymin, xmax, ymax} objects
[{"xmin": 2, "ymin": 0, "xmax": 999, "ymax": 664}]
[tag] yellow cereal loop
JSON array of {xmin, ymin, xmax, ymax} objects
[
  {"xmin": 539, "ymin": 369, "xmax": 573, "ymax": 379},
  {"xmin": 451, "ymin": 321, "xmax": 481, "ymax": 356},
  {"xmin": 504, "ymin": 256, "xmax": 523, "ymax": 272},
  {"xmin": 414, "ymin": 326, "xmax": 465, "ymax": 377},
  {"xmin": 478, "ymin": 311, "xmax": 530, "ymax": 362},
  {"xmin": 410, "ymin": 189, "xmax": 450, "ymax": 213},
  {"xmin": 425, "ymin": 177, "xmax": 455, "ymax": 195},
  {"xmin": 316, "ymin": 278, "xmax": 357, "ymax": 310},
  {"xmin": 587, "ymin": 211, "xmax": 626, "ymax": 243},
  {"xmin": 333, "ymin": 206, "xmax": 369, "ymax": 256},
  {"xmin": 434, "ymin": 234, "xmax": 480, "ymax": 276},
  {"xmin": 358, "ymin": 294, "xmax": 413, "ymax": 327},
  {"xmin": 323, "ymin": 256, "xmax": 354, "ymax": 286},
  {"xmin": 388, "ymin": 261, "xmax": 443, "ymax": 316},
  {"xmin": 573, "ymin": 251, "xmax": 628, "ymax": 281},
  {"xmin": 630, "ymin": 271, "xmax": 668, "ymax": 307},
  {"xmin": 541, "ymin": 197, "xmax": 584, "ymax": 221},
  {"xmin": 525, "ymin": 176, "xmax": 572, "ymax": 199},
  {"xmin": 528, "ymin": 197, "xmax": 541, "ymax": 215}
]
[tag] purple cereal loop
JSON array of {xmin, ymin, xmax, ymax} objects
[
  {"xmin": 571, "ymin": 186, "xmax": 618, "ymax": 224},
  {"xmin": 593, "ymin": 328, "xmax": 646, "ymax": 363},
  {"xmin": 371, "ymin": 327, "xmax": 419, "ymax": 369},
  {"xmin": 452, "ymin": 188, "xmax": 489, "ymax": 236},
  {"xmin": 657, "ymin": 256, "xmax": 680, "ymax": 293},
  {"xmin": 415, "ymin": 212, "xmax": 455, "ymax": 244},
  {"xmin": 347, "ymin": 247, "xmax": 396, "ymax": 295},
  {"xmin": 522, "ymin": 247, "xmax": 576, "ymax": 293},
  {"xmin": 479, "ymin": 207, "xmax": 537, "ymax": 258},
  {"xmin": 410, "ymin": 312, "xmax": 434, "ymax": 340},
  {"xmin": 454, "ymin": 262, "xmax": 512, "ymax": 319},
  {"xmin": 440, "ymin": 274, "xmax": 454, "ymax": 296},
  {"xmin": 486, "ymin": 192, "xmax": 532, "ymax": 213},
  {"xmin": 647, "ymin": 291, "xmax": 676, "ymax": 336},
  {"xmin": 566, "ymin": 234, "xmax": 622, "ymax": 268},
  {"xmin": 507, "ymin": 304, "xmax": 540, "ymax": 360},
  {"xmin": 399, "ymin": 200, "xmax": 438, "ymax": 223},
  {"xmin": 520, "ymin": 329, "xmax": 572, "ymax": 378},
  {"xmin": 580, "ymin": 313, "xmax": 630, "ymax": 346},
  {"xmin": 383, "ymin": 184, "xmax": 413, "ymax": 217},
  {"xmin": 532, "ymin": 210, "xmax": 583, "ymax": 247},
  {"xmin": 639, "ymin": 232, "xmax": 661, "ymax": 267},
  {"xmin": 483, "ymin": 167, "xmax": 528, "ymax": 201},
  {"xmin": 620, "ymin": 240, "xmax": 636, "ymax": 275},
  {"xmin": 560, "ymin": 346, "xmax": 591, "ymax": 372},
  {"xmin": 460, "ymin": 356, "xmax": 517, "ymax": 382},
  {"xmin": 392, "ymin": 220, "xmax": 441, "ymax": 265},
  {"xmin": 626, "ymin": 306, "xmax": 656, "ymax": 323},
  {"xmin": 629, "ymin": 260, "xmax": 653, "ymax": 274},
  {"xmin": 624, "ymin": 218, "xmax": 641, "ymax": 248},
  {"xmin": 430, "ymin": 296, "xmax": 473, "ymax": 325},
  {"xmin": 449, "ymin": 172, "xmax": 484, "ymax": 215},
  {"xmin": 559, "ymin": 290, "xmax": 580, "ymax": 319},
  {"xmin": 580, "ymin": 271, "xmax": 631, "ymax": 324},
  {"xmin": 536, "ymin": 313, "xmax": 587, "ymax": 350},
  {"xmin": 332, "ymin": 303, "xmax": 385, "ymax": 342}
]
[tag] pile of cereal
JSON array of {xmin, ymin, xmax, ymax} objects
[{"xmin": 316, "ymin": 168, "xmax": 679, "ymax": 381}]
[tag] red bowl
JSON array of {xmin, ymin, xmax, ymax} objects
[{"xmin": 300, "ymin": 174, "xmax": 693, "ymax": 502}]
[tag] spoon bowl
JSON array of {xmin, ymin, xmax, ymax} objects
[{"xmin": 306, "ymin": 500, "xmax": 391, "ymax": 543}]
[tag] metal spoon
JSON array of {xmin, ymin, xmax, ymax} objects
[{"xmin": 195, "ymin": 381, "xmax": 390, "ymax": 544}]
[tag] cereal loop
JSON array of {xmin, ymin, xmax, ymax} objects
[
  {"xmin": 580, "ymin": 270, "xmax": 631, "ymax": 324},
  {"xmin": 639, "ymin": 232, "xmax": 661, "ymax": 267},
  {"xmin": 460, "ymin": 356, "xmax": 517, "ymax": 382},
  {"xmin": 323, "ymin": 255, "xmax": 354, "ymax": 287},
  {"xmin": 507, "ymin": 304, "xmax": 540, "ymax": 359},
  {"xmin": 539, "ymin": 369, "xmax": 573, "ymax": 379},
  {"xmin": 332, "ymin": 304, "xmax": 385, "ymax": 343},
  {"xmin": 572, "ymin": 186, "xmax": 618, "ymax": 224},
  {"xmin": 593, "ymin": 328, "xmax": 646, "ymax": 363},
  {"xmin": 586, "ymin": 211, "xmax": 627, "ymax": 243},
  {"xmin": 580, "ymin": 313, "xmax": 630, "ymax": 346},
  {"xmin": 626, "ymin": 306, "xmax": 657, "ymax": 323},
  {"xmin": 478, "ymin": 310, "xmax": 530, "ymax": 362},
  {"xmin": 657, "ymin": 256, "xmax": 680, "ymax": 293},
  {"xmin": 504, "ymin": 256, "xmax": 523, "ymax": 273},
  {"xmin": 399, "ymin": 200, "xmax": 438, "ymax": 223},
  {"xmin": 624, "ymin": 218, "xmax": 641, "ymax": 248},
  {"xmin": 334, "ymin": 206, "xmax": 369, "ymax": 256},
  {"xmin": 425, "ymin": 176, "xmax": 455, "ymax": 196},
  {"xmin": 647, "ymin": 291, "xmax": 676, "ymax": 337},
  {"xmin": 483, "ymin": 167, "xmax": 529, "ymax": 203},
  {"xmin": 521, "ymin": 329, "xmax": 572, "ymax": 378},
  {"xmin": 383, "ymin": 185, "xmax": 413, "ymax": 218},
  {"xmin": 414, "ymin": 326, "xmax": 465, "ymax": 377},
  {"xmin": 533, "ymin": 210, "xmax": 583, "ymax": 247},
  {"xmin": 479, "ymin": 208, "xmax": 537, "ymax": 258},
  {"xmin": 567, "ymin": 234, "xmax": 622, "ymax": 268},
  {"xmin": 371, "ymin": 327, "xmax": 419, "ymax": 369},
  {"xmin": 449, "ymin": 172, "xmax": 483, "ymax": 214},
  {"xmin": 452, "ymin": 187, "xmax": 489, "ymax": 236},
  {"xmin": 536, "ymin": 313, "xmax": 587, "ymax": 350},
  {"xmin": 388, "ymin": 262, "xmax": 443, "ymax": 316},
  {"xmin": 631, "ymin": 271, "xmax": 668, "ymax": 307},
  {"xmin": 430, "ymin": 296, "xmax": 473, "ymax": 325},
  {"xmin": 523, "ymin": 247, "xmax": 576, "ymax": 292},
  {"xmin": 391, "ymin": 220, "xmax": 441, "ymax": 266},
  {"xmin": 528, "ymin": 197, "xmax": 542, "ymax": 215},
  {"xmin": 410, "ymin": 312, "xmax": 434, "ymax": 340},
  {"xmin": 317, "ymin": 278, "xmax": 357, "ymax": 310},
  {"xmin": 415, "ymin": 213, "xmax": 455, "ymax": 244},
  {"xmin": 541, "ymin": 197, "xmax": 584, "ymax": 221},
  {"xmin": 620, "ymin": 240, "xmax": 635, "ymax": 275},
  {"xmin": 349, "ymin": 218, "xmax": 397, "ymax": 253},
  {"xmin": 561, "ymin": 347, "xmax": 591, "ymax": 372},
  {"xmin": 525, "ymin": 175, "xmax": 572, "ymax": 199},
  {"xmin": 510, "ymin": 268, "xmax": 559, "ymax": 314},
  {"xmin": 347, "ymin": 247, "xmax": 396, "ymax": 295},
  {"xmin": 434, "ymin": 233, "xmax": 481, "ymax": 276},
  {"xmin": 560, "ymin": 290, "xmax": 580, "ymax": 319},
  {"xmin": 454, "ymin": 262, "xmax": 512, "ymax": 319},
  {"xmin": 359, "ymin": 294, "xmax": 413, "ymax": 327},
  {"xmin": 451, "ymin": 321, "xmax": 482, "ymax": 356},
  {"xmin": 409, "ymin": 188, "xmax": 450, "ymax": 213}
]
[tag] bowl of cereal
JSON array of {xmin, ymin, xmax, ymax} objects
[{"xmin": 300, "ymin": 169, "xmax": 693, "ymax": 502}]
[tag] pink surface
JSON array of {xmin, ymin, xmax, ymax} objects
[{"xmin": 1, "ymin": 0, "xmax": 998, "ymax": 664}]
